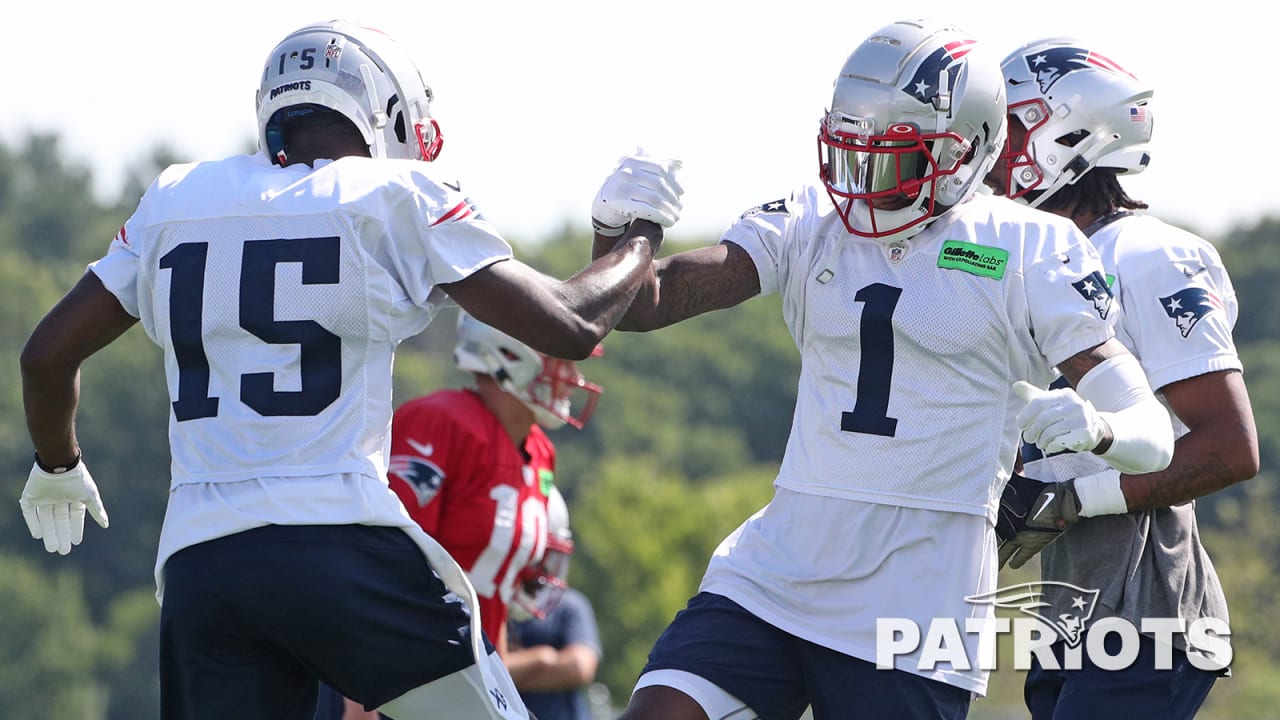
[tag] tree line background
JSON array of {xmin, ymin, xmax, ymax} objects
[{"xmin": 0, "ymin": 134, "xmax": 1276, "ymax": 719}]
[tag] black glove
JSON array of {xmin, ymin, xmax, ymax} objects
[{"xmin": 996, "ymin": 473, "xmax": 1081, "ymax": 570}]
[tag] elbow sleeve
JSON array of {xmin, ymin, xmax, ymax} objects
[{"xmin": 1075, "ymin": 353, "xmax": 1175, "ymax": 475}]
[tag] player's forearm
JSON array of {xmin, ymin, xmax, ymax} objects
[
  {"xmin": 20, "ymin": 352, "xmax": 82, "ymax": 468},
  {"xmin": 560, "ymin": 221, "xmax": 663, "ymax": 340},
  {"xmin": 590, "ymin": 242, "xmax": 761, "ymax": 332},
  {"xmin": 1120, "ymin": 427, "xmax": 1259, "ymax": 511},
  {"xmin": 591, "ymin": 229, "xmax": 659, "ymax": 332},
  {"xmin": 505, "ymin": 645, "xmax": 596, "ymax": 692}
]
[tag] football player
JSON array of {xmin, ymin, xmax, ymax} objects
[
  {"xmin": 17, "ymin": 19, "xmax": 680, "ymax": 720},
  {"xmin": 389, "ymin": 311, "xmax": 601, "ymax": 652},
  {"xmin": 988, "ymin": 37, "xmax": 1258, "ymax": 719},
  {"xmin": 592, "ymin": 19, "xmax": 1176, "ymax": 720}
]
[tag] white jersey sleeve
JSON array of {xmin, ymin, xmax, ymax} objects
[{"xmin": 1099, "ymin": 214, "xmax": 1241, "ymax": 392}]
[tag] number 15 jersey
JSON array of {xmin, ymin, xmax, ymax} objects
[{"xmin": 88, "ymin": 151, "xmax": 513, "ymax": 598}]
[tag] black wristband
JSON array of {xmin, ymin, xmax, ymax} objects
[
  {"xmin": 591, "ymin": 218, "xmax": 629, "ymax": 237},
  {"xmin": 34, "ymin": 452, "xmax": 81, "ymax": 474}
]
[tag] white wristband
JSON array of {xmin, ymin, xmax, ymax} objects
[{"xmin": 1073, "ymin": 468, "xmax": 1128, "ymax": 517}]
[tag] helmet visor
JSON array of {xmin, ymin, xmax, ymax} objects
[{"xmin": 823, "ymin": 123, "xmax": 930, "ymax": 201}]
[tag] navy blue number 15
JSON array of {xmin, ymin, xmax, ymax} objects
[
  {"xmin": 159, "ymin": 237, "xmax": 341, "ymax": 421},
  {"xmin": 840, "ymin": 282, "xmax": 901, "ymax": 437}
]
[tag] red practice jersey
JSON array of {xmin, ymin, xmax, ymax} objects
[{"xmin": 388, "ymin": 389, "xmax": 555, "ymax": 638}]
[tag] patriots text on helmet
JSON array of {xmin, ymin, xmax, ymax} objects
[{"xmin": 269, "ymin": 80, "xmax": 312, "ymax": 100}]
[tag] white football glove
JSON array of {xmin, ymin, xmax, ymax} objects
[
  {"xmin": 1013, "ymin": 381, "xmax": 1110, "ymax": 456},
  {"xmin": 591, "ymin": 149, "xmax": 684, "ymax": 235},
  {"xmin": 20, "ymin": 458, "xmax": 109, "ymax": 555}
]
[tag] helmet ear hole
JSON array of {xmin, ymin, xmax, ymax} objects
[
  {"xmin": 394, "ymin": 112, "xmax": 406, "ymax": 143},
  {"xmin": 387, "ymin": 95, "xmax": 407, "ymax": 143}
]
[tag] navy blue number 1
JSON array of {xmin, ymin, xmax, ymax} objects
[
  {"xmin": 840, "ymin": 283, "xmax": 901, "ymax": 437},
  {"xmin": 159, "ymin": 237, "xmax": 341, "ymax": 421},
  {"xmin": 160, "ymin": 243, "xmax": 221, "ymax": 421}
]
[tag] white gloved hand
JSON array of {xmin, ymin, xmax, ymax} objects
[
  {"xmin": 1013, "ymin": 381, "xmax": 1110, "ymax": 456},
  {"xmin": 591, "ymin": 149, "xmax": 684, "ymax": 235},
  {"xmin": 20, "ymin": 458, "xmax": 110, "ymax": 555}
]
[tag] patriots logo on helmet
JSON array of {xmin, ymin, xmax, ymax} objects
[
  {"xmin": 1022, "ymin": 46, "xmax": 1136, "ymax": 93},
  {"xmin": 1072, "ymin": 271, "xmax": 1114, "ymax": 319},
  {"xmin": 902, "ymin": 39, "xmax": 975, "ymax": 108},
  {"xmin": 388, "ymin": 454, "xmax": 445, "ymax": 506},
  {"xmin": 967, "ymin": 581, "xmax": 1099, "ymax": 648},
  {"xmin": 1161, "ymin": 287, "xmax": 1223, "ymax": 338}
]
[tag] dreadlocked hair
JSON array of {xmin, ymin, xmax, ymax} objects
[{"xmin": 1037, "ymin": 168, "xmax": 1148, "ymax": 218}]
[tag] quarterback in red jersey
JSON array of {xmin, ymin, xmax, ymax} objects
[{"xmin": 388, "ymin": 311, "xmax": 602, "ymax": 652}]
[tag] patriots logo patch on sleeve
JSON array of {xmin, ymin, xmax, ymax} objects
[
  {"xmin": 430, "ymin": 198, "xmax": 482, "ymax": 226},
  {"xmin": 1160, "ymin": 287, "xmax": 1223, "ymax": 337},
  {"xmin": 1071, "ymin": 271, "xmax": 1113, "ymax": 319},
  {"xmin": 388, "ymin": 455, "xmax": 445, "ymax": 506},
  {"xmin": 739, "ymin": 198, "xmax": 789, "ymax": 219}
]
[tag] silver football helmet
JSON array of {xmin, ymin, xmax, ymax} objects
[
  {"xmin": 510, "ymin": 485, "xmax": 574, "ymax": 622},
  {"xmin": 995, "ymin": 37, "xmax": 1154, "ymax": 207},
  {"xmin": 256, "ymin": 20, "xmax": 443, "ymax": 165},
  {"xmin": 453, "ymin": 312, "xmax": 602, "ymax": 430},
  {"xmin": 819, "ymin": 19, "xmax": 1007, "ymax": 243}
]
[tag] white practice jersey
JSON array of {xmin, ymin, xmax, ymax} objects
[
  {"xmin": 729, "ymin": 185, "xmax": 1116, "ymax": 520},
  {"xmin": 700, "ymin": 185, "xmax": 1118, "ymax": 695},
  {"xmin": 89, "ymin": 152, "xmax": 513, "ymax": 598},
  {"xmin": 1023, "ymin": 212, "xmax": 1241, "ymax": 483}
]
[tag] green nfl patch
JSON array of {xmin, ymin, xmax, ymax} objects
[
  {"xmin": 937, "ymin": 240, "xmax": 1009, "ymax": 279},
  {"xmin": 539, "ymin": 469, "xmax": 555, "ymax": 496}
]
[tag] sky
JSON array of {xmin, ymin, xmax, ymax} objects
[{"xmin": 6, "ymin": 1, "xmax": 1268, "ymax": 246}]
